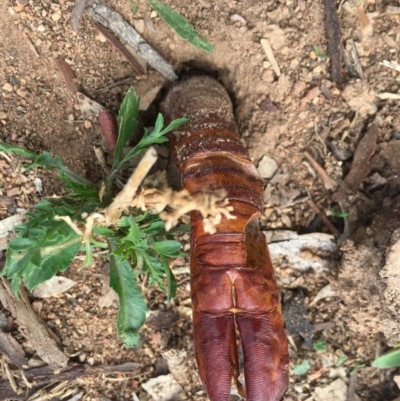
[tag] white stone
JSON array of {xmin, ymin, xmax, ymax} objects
[{"xmin": 257, "ymin": 155, "xmax": 278, "ymax": 179}]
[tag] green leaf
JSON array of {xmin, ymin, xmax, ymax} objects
[
  {"xmin": 129, "ymin": 0, "xmax": 138, "ymax": 13},
  {"xmin": 0, "ymin": 144, "xmax": 98, "ymax": 201},
  {"xmin": 292, "ymin": 360, "xmax": 311, "ymax": 375},
  {"xmin": 160, "ymin": 254, "xmax": 177, "ymax": 299},
  {"xmin": 108, "ymin": 240, "xmax": 147, "ymax": 347},
  {"xmin": 92, "ymin": 226, "xmax": 116, "ymax": 237},
  {"xmin": 159, "ymin": 117, "xmax": 189, "ymax": 135},
  {"xmin": 313, "ymin": 45, "xmax": 329, "ymax": 59},
  {"xmin": 152, "ymin": 240, "xmax": 182, "ymax": 257},
  {"xmin": 114, "ymin": 87, "xmax": 140, "ymax": 168},
  {"xmin": 372, "ymin": 349, "xmax": 400, "ymax": 369},
  {"xmin": 0, "ymin": 142, "xmax": 38, "ymax": 159},
  {"xmin": 1, "ymin": 199, "xmax": 84, "ymax": 292},
  {"xmin": 335, "ymin": 354, "xmax": 347, "ymax": 366},
  {"xmin": 329, "ymin": 211, "xmax": 349, "ymax": 218},
  {"xmin": 83, "ymin": 242, "xmax": 94, "ymax": 267},
  {"xmin": 313, "ymin": 339, "xmax": 327, "ymax": 352},
  {"xmin": 148, "ymin": 0, "xmax": 214, "ymax": 52}
]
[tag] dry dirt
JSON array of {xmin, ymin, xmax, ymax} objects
[{"xmin": 1, "ymin": 0, "xmax": 400, "ymax": 400}]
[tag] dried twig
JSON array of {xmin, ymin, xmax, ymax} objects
[
  {"xmin": 304, "ymin": 151, "xmax": 336, "ymax": 190},
  {"xmin": 324, "ymin": 0, "xmax": 342, "ymax": 83},
  {"xmin": 347, "ymin": 369, "xmax": 358, "ymax": 401},
  {"xmin": 307, "ymin": 199, "xmax": 340, "ymax": 238},
  {"xmin": 260, "ymin": 38, "xmax": 281, "ymax": 76},
  {"xmin": 92, "ymin": 22, "xmax": 145, "ymax": 76},
  {"xmin": 71, "ymin": 0, "xmax": 93, "ymax": 30},
  {"xmin": 105, "ymin": 147, "xmax": 158, "ymax": 224},
  {"xmin": 0, "ymin": 333, "xmax": 25, "ymax": 369},
  {"xmin": 0, "ymin": 362, "xmax": 139, "ymax": 399},
  {"xmin": 0, "ymin": 279, "xmax": 68, "ymax": 370},
  {"xmin": 87, "ymin": 1, "xmax": 177, "ymax": 81}
]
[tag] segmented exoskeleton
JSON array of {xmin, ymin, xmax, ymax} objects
[{"xmin": 163, "ymin": 74, "xmax": 289, "ymax": 401}]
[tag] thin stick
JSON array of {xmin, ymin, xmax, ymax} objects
[
  {"xmin": 304, "ymin": 151, "xmax": 336, "ymax": 190},
  {"xmin": 307, "ymin": 199, "xmax": 341, "ymax": 238},
  {"xmin": 324, "ymin": 0, "xmax": 342, "ymax": 83},
  {"xmin": 105, "ymin": 147, "xmax": 158, "ymax": 224},
  {"xmin": 87, "ymin": 1, "xmax": 177, "ymax": 81},
  {"xmin": 92, "ymin": 21, "xmax": 145, "ymax": 76}
]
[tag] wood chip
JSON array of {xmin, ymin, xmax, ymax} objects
[
  {"xmin": 0, "ymin": 279, "xmax": 68, "ymax": 370},
  {"xmin": 0, "ymin": 332, "xmax": 26, "ymax": 369},
  {"xmin": 260, "ymin": 38, "xmax": 281, "ymax": 76},
  {"xmin": 332, "ymin": 124, "xmax": 377, "ymax": 202},
  {"xmin": 54, "ymin": 59, "xmax": 82, "ymax": 93},
  {"xmin": 98, "ymin": 110, "xmax": 118, "ymax": 151},
  {"xmin": 378, "ymin": 92, "xmax": 400, "ymax": 100},
  {"xmin": 87, "ymin": 1, "xmax": 177, "ymax": 81}
]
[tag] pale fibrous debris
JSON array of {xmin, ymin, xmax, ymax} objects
[{"xmin": 131, "ymin": 187, "xmax": 236, "ymax": 234}]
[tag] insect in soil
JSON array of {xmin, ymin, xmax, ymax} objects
[{"xmin": 163, "ymin": 74, "xmax": 289, "ymax": 401}]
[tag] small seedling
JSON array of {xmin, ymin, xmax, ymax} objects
[
  {"xmin": 0, "ymin": 87, "xmax": 189, "ymax": 347},
  {"xmin": 313, "ymin": 339, "xmax": 327, "ymax": 352},
  {"xmin": 313, "ymin": 45, "xmax": 329, "ymax": 60},
  {"xmin": 335, "ymin": 354, "xmax": 347, "ymax": 366},
  {"xmin": 292, "ymin": 360, "xmax": 311, "ymax": 375}
]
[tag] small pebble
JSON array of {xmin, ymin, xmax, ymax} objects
[
  {"xmin": 51, "ymin": 11, "xmax": 61, "ymax": 22},
  {"xmin": 2, "ymin": 83, "xmax": 13, "ymax": 92},
  {"xmin": 37, "ymin": 24, "xmax": 46, "ymax": 32},
  {"xmin": 0, "ymin": 111, "xmax": 8, "ymax": 119},
  {"xmin": 257, "ymin": 156, "xmax": 278, "ymax": 179},
  {"xmin": 7, "ymin": 187, "xmax": 21, "ymax": 197},
  {"xmin": 309, "ymin": 51, "xmax": 317, "ymax": 59}
]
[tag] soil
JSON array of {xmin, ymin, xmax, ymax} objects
[{"xmin": 1, "ymin": 0, "xmax": 400, "ymax": 400}]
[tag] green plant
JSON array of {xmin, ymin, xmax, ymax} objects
[
  {"xmin": 0, "ymin": 87, "xmax": 189, "ymax": 347},
  {"xmin": 313, "ymin": 45, "xmax": 329, "ymax": 59},
  {"xmin": 292, "ymin": 360, "xmax": 311, "ymax": 375},
  {"xmin": 147, "ymin": 0, "xmax": 214, "ymax": 52},
  {"xmin": 313, "ymin": 339, "xmax": 327, "ymax": 352},
  {"xmin": 372, "ymin": 349, "xmax": 400, "ymax": 369},
  {"xmin": 335, "ymin": 354, "xmax": 347, "ymax": 366}
]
